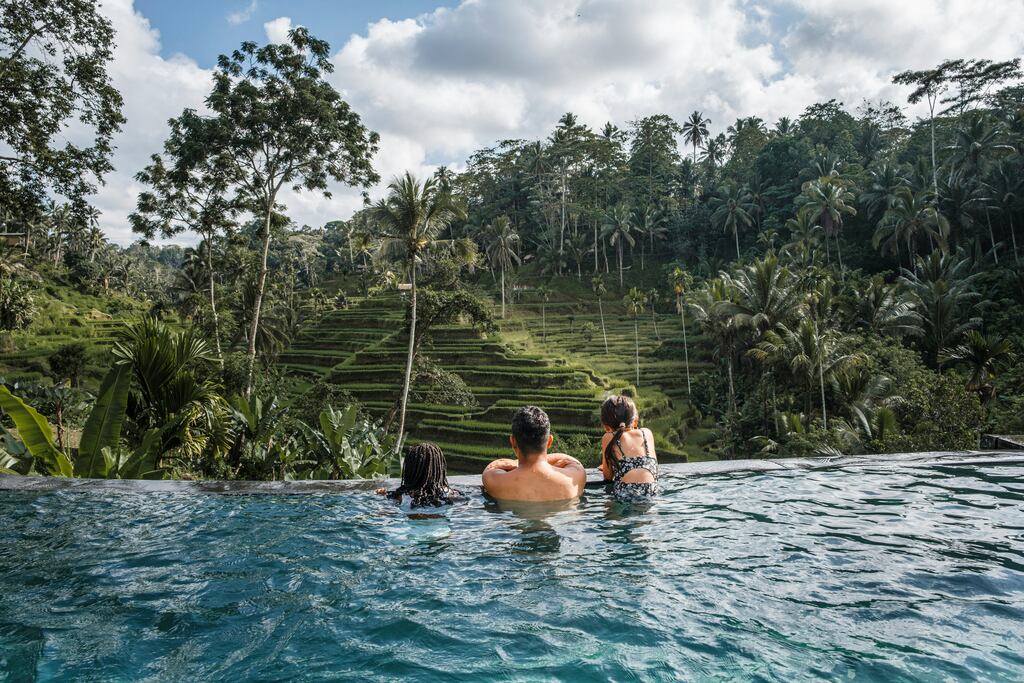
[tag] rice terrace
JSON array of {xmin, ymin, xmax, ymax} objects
[{"xmin": 1, "ymin": 1, "xmax": 1024, "ymax": 680}]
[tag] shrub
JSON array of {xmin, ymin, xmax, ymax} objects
[
  {"xmin": 0, "ymin": 276, "xmax": 36, "ymax": 332},
  {"xmin": 49, "ymin": 343, "xmax": 88, "ymax": 387}
]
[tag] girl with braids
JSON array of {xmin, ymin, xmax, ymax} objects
[
  {"xmin": 598, "ymin": 395, "xmax": 659, "ymax": 500},
  {"xmin": 376, "ymin": 442, "xmax": 465, "ymax": 508}
]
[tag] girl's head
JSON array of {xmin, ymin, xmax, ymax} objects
[
  {"xmin": 394, "ymin": 442, "xmax": 453, "ymax": 506},
  {"xmin": 601, "ymin": 395, "xmax": 638, "ymax": 433},
  {"xmin": 600, "ymin": 395, "xmax": 639, "ymax": 476}
]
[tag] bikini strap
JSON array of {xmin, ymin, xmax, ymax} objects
[{"xmin": 641, "ymin": 429, "xmax": 650, "ymax": 457}]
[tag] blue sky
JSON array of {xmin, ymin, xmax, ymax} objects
[
  {"xmin": 135, "ymin": 0, "xmax": 451, "ymax": 67},
  {"xmin": 94, "ymin": 0, "xmax": 1024, "ymax": 244}
]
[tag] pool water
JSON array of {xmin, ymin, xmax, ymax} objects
[{"xmin": 1, "ymin": 462, "xmax": 1023, "ymax": 681}]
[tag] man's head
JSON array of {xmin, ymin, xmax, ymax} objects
[{"xmin": 510, "ymin": 405, "xmax": 552, "ymax": 459}]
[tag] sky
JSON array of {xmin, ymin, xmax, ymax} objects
[{"xmin": 90, "ymin": 0, "xmax": 1024, "ymax": 245}]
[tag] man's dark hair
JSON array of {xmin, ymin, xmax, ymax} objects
[{"xmin": 511, "ymin": 405, "xmax": 550, "ymax": 455}]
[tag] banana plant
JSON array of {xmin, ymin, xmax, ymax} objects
[
  {"xmin": 0, "ymin": 364, "xmax": 163, "ymax": 479},
  {"xmin": 297, "ymin": 405, "xmax": 395, "ymax": 480}
]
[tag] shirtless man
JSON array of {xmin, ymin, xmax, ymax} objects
[{"xmin": 482, "ymin": 406, "xmax": 587, "ymax": 502}]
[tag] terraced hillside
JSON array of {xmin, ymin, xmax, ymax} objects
[
  {"xmin": 279, "ymin": 294, "xmax": 612, "ymax": 472},
  {"xmin": 498, "ymin": 293, "xmax": 719, "ymax": 460},
  {"xmin": 278, "ymin": 283, "xmax": 715, "ymax": 472}
]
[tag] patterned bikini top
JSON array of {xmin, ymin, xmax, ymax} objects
[{"xmin": 611, "ymin": 429, "xmax": 658, "ymax": 483}]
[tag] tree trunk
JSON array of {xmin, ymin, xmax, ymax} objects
[
  {"xmin": 835, "ymin": 234, "xmax": 844, "ymax": 273},
  {"xmin": 396, "ymin": 262, "xmax": 417, "ymax": 452},
  {"xmin": 819, "ymin": 360, "xmax": 828, "ymax": 430},
  {"xmin": 640, "ymin": 241, "xmax": 645, "ymax": 271},
  {"xmin": 1010, "ymin": 213, "xmax": 1020, "ymax": 264},
  {"xmin": 634, "ymin": 315, "xmax": 640, "ymax": 388},
  {"xmin": 985, "ymin": 208, "xmax": 999, "ymax": 265},
  {"xmin": 500, "ymin": 266, "xmax": 506, "ymax": 319},
  {"xmin": 617, "ymin": 241, "xmax": 623, "ymax": 287},
  {"xmin": 245, "ymin": 199, "xmax": 275, "ymax": 395},
  {"xmin": 206, "ymin": 236, "xmax": 223, "ymax": 365},
  {"xmin": 651, "ymin": 303, "xmax": 660, "ymax": 340},
  {"xmin": 593, "ymin": 221, "xmax": 599, "ymax": 274},
  {"xmin": 542, "ymin": 303, "xmax": 546, "ymax": 342},
  {"xmin": 727, "ymin": 357, "xmax": 736, "ymax": 413},
  {"xmin": 598, "ymin": 297, "xmax": 609, "ymax": 354},
  {"xmin": 679, "ymin": 296, "xmax": 691, "ymax": 398},
  {"xmin": 734, "ymin": 224, "xmax": 741, "ymax": 261}
]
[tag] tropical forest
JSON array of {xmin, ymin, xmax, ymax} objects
[{"xmin": 2, "ymin": 3, "xmax": 1022, "ymax": 479}]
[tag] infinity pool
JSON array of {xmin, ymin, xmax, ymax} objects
[{"xmin": 1, "ymin": 457, "xmax": 1023, "ymax": 681}]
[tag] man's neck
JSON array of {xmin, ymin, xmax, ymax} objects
[{"xmin": 517, "ymin": 452, "xmax": 547, "ymax": 470}]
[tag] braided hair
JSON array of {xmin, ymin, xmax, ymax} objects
[
  {"xmin": 389, "ymin": 442, "xmax": 462, "ymax": 507},
  {"xmin": 600, "ymin": 395, "xmax": 638, "ymax": 479}
]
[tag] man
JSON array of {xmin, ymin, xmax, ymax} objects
[{"xmin": 482, "ymin": 405, "xmax": 587, "ymax": 502}]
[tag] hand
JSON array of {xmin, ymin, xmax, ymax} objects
[
  {"xmin": 375, "ymin": 487, "xmax": 387, "ymax": 495},
  {"xmin": 486, "ymin": 458, "xmax": 518, "ymax": 472},
  {"xmin": 547, "ymin": 453, "xmax": 580, "ymax": 469}
]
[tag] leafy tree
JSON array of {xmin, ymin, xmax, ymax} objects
[
  {"xmin": 943, "ymin": 331, "xmax": 1015, "ymax": 406},
  {"xmin": 0, "ymin": 275, "xmax": 35, "ymax": 332},
  {"xmin": 204, "ymin": 28, "xmax": 379, "ymax": 392},
  {"xmin": 0, "ymin": 0, "xmax": 124, "ymax": 214},
  {"xmin": 49, "ymin": 343, "xmax": 87, "ymax": 387}
]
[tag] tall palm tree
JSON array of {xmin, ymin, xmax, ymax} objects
[
  {"xmin": 860, "ymin": 162, "xmax": 908, "ymax": 224},
  {"xmin": 796, "ymin": 179, "xmax": 857, "ymax": 271},
  {"xmin": 682, "ymin": 110, "xmax": 711, "ymax": 165},
  {"xmin": 751, "ymin": 319, "xmax": 859, "ymax": 430},
  {"xmin": 875, "ymin": 188, "xmax": 949, "ymax": 269},
  {"xmin": 374, "ymin": 172, "xmax": 468, "ymax": 450},
  {"xmin": 536, "ymin": 284, "xmax": 552, "ymax": 342},
  {"xmin": 669, "ymin": 267, "xmax": 694, "ymax": 398},
  {"xmin": 484, "ymin": 216, "xmax": 520, "ymax": 319},
  {"xmin": 710, "ymin": 182, "xmax": 754, "ymax": 260},
  {"xmin": 782, "ymin": 213, "xmax": 823, "ymax": 269},
  {"xmin": 943, "ymin": 331, "xmax": 1015, "ymax": 406},
  {"xmin": 991, "ymin": 162, "xmax": 1022, "ymax": 263},
  {"xmin": 602, "ymin": 204, "xmax": 635, "ymax": 287},
  {"xmin": 690, "ymin": 278, "xmax": 743, "ymax": 414},
  {"xmin": 647, "ymin": 288, "xmax": 661, "ymax": 340},
  {"xmin": 634, "ymin": 205, "xmax": 666, "ymax": 271},
  {"xmin": 721, "ymin": 254, "xmax": 803, "ymax": 337},
  {"xmin": 774, "ymin": 116, "xmax": 794, "ymax": 136},
  {"xmin": 591, "ymin": 275, "xmax": 609, "ymax": 355},
  {"xmin": 625, "ymin": 287, "xmax": 648, "ymax": 388}
]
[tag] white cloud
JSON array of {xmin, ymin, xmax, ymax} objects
[
  {"xmin": 227, "ymin": 0, "xmax": 257, "ymax": 26},
  {"xmin": 91, "ymin": 0, "xmax": 1024, "ymax": 244},
  {"xmin": 263, "ymin": 16, "xmax": 292, "ymax": 45}
]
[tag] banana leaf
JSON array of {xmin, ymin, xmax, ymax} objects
[
  {"xmin": 0, "ymin": 386, "xmax": 73, "ymax": 476},
  {"xmin": 76, "ymin": 364, "xmax": 132, "ymax": 478}
]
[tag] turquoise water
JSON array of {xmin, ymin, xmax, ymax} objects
[{"xmin": 1, "ymin": 463, "xmax": 1023, "ymax": 681}]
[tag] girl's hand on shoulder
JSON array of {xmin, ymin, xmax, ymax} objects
[{"xmin": 375, "ymin": 487, "xmax": 387, "ymax": 495}]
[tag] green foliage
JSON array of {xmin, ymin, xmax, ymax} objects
[
  {"xmin": 297, "ymin": 405, "xmax": 395, "ymax": 480},
  {"xmin": 0, "ymin": 276, "xmax": 36, "ymax": 331},
  {"xmin": 49, "ymin": 343, "xmax": 88, "ymax": 386}
]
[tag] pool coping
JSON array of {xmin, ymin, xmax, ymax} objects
[{"xmin": 1, "ymin": 450, "xmax": 1023, "ymax": 495}]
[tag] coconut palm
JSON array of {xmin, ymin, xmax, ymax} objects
[
  {"xmin": 991, "ymin": 162, "xmax": 1022, "ymax": 263},
  {"xmin": 669, "ymin": 267, "xmax": 694, "ymax": 398},
  {"xmin": 690, "ymin": 278, "xmax": 742, "ymax": 414},
  {"xmin": 854, "ymin": 276, "xmax": 923, "ymax": 338},
  {"xmin": 796, "ymin": 179, "xmax": 857, "ymax": 270},
  {"xmin": 647, "ymin": 288, "xmax": 661, "ymax": 340},
  {"xmin": 750, "ymin": 319, "xmax": 859, "ymax": 430},
  {"xmin": 484, "ymin": 216, "xmax": 520, "ymax": 318},
  {"xmin": 875, "ymin": 188, "xmax": 949, "ymax": 269},
  {"xmin": 860, "ymin": 162, "xmax": 908, "ymax": 223},
  {"xmin": 602, "ymin": 204, "xmax": 635, "ymax": 287},
  {"xmin": 682, "ymin": 110, "xmax": 711, "ymax": 165},
  {"xmin": 536, "ymin": 284, "xmax": 552, "ymax": 342},
  {"xmin": 782, "ymin": 212, "xmax": 824, "ymax": 269},
  {"xmin": 373, "ymin": 172, "xmax": 469, "ymax": 450},
  {"xmin": 624, "ymin": 287, "xmax": 648, "ymax": 388},
  {"xmin": 591, "ymin": 275, "xmax": 609, "ymax": 354},
  {"xmin": 721, "ymin": 254, "xmax": 803, "ymax": 337},
  {"xmin": 634, "ymin": 205, "xmax": 666, "ymax": 271},
  {"xmin": 774, "ymin": 116, "xmax": 795, "ymax": 136},
  {"xmin": 943, "ymin": 331, "xmax": 1015, "ymax": 406},
  {"xmin": 710, "ymin": 182, "xmax": 754, "ymax": 260}
]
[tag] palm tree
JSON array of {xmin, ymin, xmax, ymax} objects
[
  {"xmin": 634, "ymin": 205, "xmax": 666, "ymax": 270},
  {"xmin": 690, "ymin": 278, "xmax": 743, "ymax": 414},
  {"xmin": 774, "ymin": 116, "xmax": 794, "ymax": 136},
  {"xmin": 602, "ymin": 204, "xmax": 635, "ymax": 287},
  {"xmin": 625, "ymin": 287, "xmax": 648, "ymax": 388},
  {"xmin": 782, "ymin": 213, "xmax": 823, "ymax": 269},
  {"xmin": 669, "ymin": 267, "xmax": 694, "ymax": 398},
  {"xmin": 751, "ymin": 319, "xmax": 859, "ymax": 430},
  {"xmin": 484, "ymin": 216, "xmax": 520, "ymax": 319},
  {"xmin": 943, "ymin": 331, "xmax": 1015, "ymax": 406},
  {"xmin": 373, "ymin": 172, "xmax": 468, "ymax": 450},
  {"xmin": 861, "ymin": 162, "xmax": 908, "ymax": 223},
  {"xmin": 710, "ymin": 182, "xmax": 754, "ymax": 260},
  {"xmin": 647, "ymin": 288, "xmax": 661, "ymax": 340},
  {"xmin": 721, "ymin": 254, "xmax": 803, "ymax": 337},
  {"xmin": 991, "ymin": 162, "xmax": 1022, "ymax": 263},
  {"xmin": 796, "ymin": 179, "xmax": 857, "ymax": 271},
  {"xmin": 592, "ymin": 275, "xmax": 609, "ymax": 354},
  {"xmin": 854, "ymin": 276, "xmax": 923, "ymax": 338},
  {"xmin": 875, "ymin": 188, "xmax": 949, "ymax": 269},
  {"xmin": 682, "ymin": 110, "xmax": 711, "ymax": 165},
  {"xmin": 536, "ymin": 284, "xmax": 552, "ymax": 342}
]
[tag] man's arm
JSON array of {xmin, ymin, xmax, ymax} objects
[
  {"xmin": 484, "ymin": 458, "xmax": 518, "ymax": 473},
  {"xmin": 546, "ymin": 453, "xmax": 587, "ymax": 495},
  {"xmin": 482, "ymin": 458, "xmax": 517, "ymax": 495}
]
